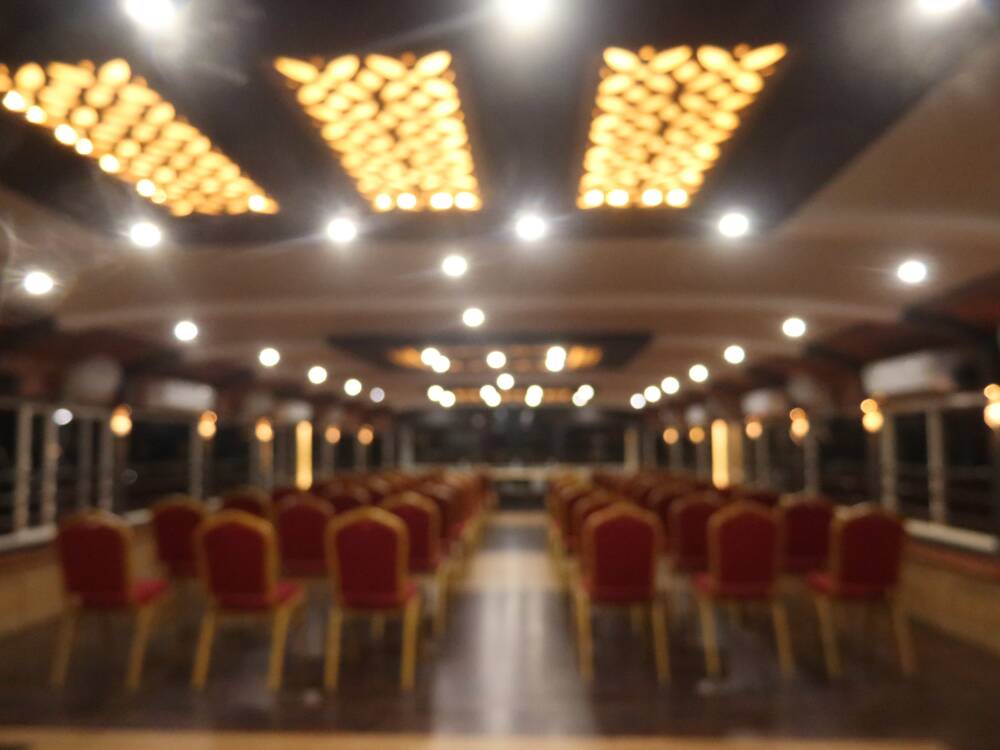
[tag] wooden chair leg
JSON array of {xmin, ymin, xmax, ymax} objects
[
  {"xmin": 267, "ymin": 604, "xmax": 293, "ymax": 691},
  {"xmin": 888, "ymin": 594, "xmax": 916, "ymax": 677},
  {"xmin": 770, "ymin": 599, "xmax": 795, "ymax": 680},
  {"xmin": 814, "ymin": 595, "xmax": 841, "ymax": 680},
  {"xmin": 574, "ymin": 586, "xmax": 593, "ymax": 683},
  {"xmin": 697, "ymin": 595, "xmax": 721, "ymax": 678},
  {"xmin": 323, "ymin": 606, "xmax": 343, "ymax": 691},
  {"xmin": 433, "ymin": 563, "xmax": 449, "ymax": 637},
  {"xmin": 650, "ymin": 599, "xmax": 671, "ymax": 685},
  {"xmin": 50, "ymin": 605, "xmax": 78, "ymax": 687},
  {"xmin": 125, "ymin": 603, "xmax": 157, "ymax": 691},
  {"xmin": 190, "ymin": 609, "xmax": 217, "ymax": 690},
  {"xmin": 400, "ymin": 595, "xmax": 421, "ymax": 690}
]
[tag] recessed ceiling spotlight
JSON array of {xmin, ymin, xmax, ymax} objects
[
  {"xmin": 576, "ymin": 384, "xmax": 595, "ymax": 401},
  {"xmin": 723, "ymin": 344, "xmax": 746, "ymax": 364},
  {"xmin": 258, "ymin": 347, "xmax": 280, "ymax": 367},
  {"xmin": 643, "ymin": 385, "xmax": 662, "ymax": 403},
  {"xmin": 665, "ymin": 188, "xmax": 690, "ymax": 208},
  {"xmin": 545, "ymin": 344, "xmax": 567, "ymax": 372},
  {"xmin": 515, "ymin": 213, "xmax": 548, "ymax": 242},
  {"xmin": 629, "ymin": 393, "xmax": 646, "ymax": 410},
  {"xmin": 782, "ymin": 317, "xmax": 807, "ymax": 338},
  {"xmin": 420, "ymin": 347, "xmax": 442, "ymax": 367},
  {"xmin": 52, "ymin": 408, "xmax": 74, "ymax": 427},
  {"xmin": 370, "ymin": 387, "xmax": 385, "ymax": 403},
  {"xmin": 917, "ymin": 0, "xmax": 968, "ymax": 13},
  {"xmin": 22, "ymin": 270, "xmax": 55, "ymax": 296},
  {"xmin": 661, "ymin": 376, "xmax": 680, "ymax": 395},
  {"xmin": 442, "ymin": 254, "xmax": 468, "ymax": 278},
  {"xmin": 462, "ymin": 307, "xmax": 486, "ymax": 328},
  {"xmin": 497, "ymin": 0, "xmax": 553, "ymax": 30},
  {"xmin": 307, "ymin": 365, "xmax": 328, "ymax": 385},
  {"xmin": 689, "ymin": 364, "xmax": 709, "ymax": 383},
  {"xmin": 344, "ymin": 378, "xmax": 363, "ymax": 397},
  {"xmin": 496, "ymin": 372, "xmax": 515, "ymax": 390},
  {"xmin": 427, "ymin": 385, "xmax": 444, "ymax": 402},
  {"xmin": 129, "ymin": 221, "xmax": 162, "ymax": 249},
  {"xmin": 326, "ymin": 216, "xmax": 358, "ymax": 244},
  {"xmin": 173, "ymin": 320, "xmax": 198, "ymax": 342},
  {"xmin": 897, "ymin": 259, "xmax": 928, "ymax": 285},
  {"xmin": 123, "ymin": 0, "xmax": 177, "ymax": 29},
  {"xmin": 486, "ymin": 350, "xmax": 507, "ymax": 369},
  {"xmin": 717, "ymin": 211, "xmax": 750, "ymax": 238},
  {"xmin": 432, "ymin": 355, "xmax": 451, "ymax": 373},
  {"xmin": 439, "ymin": 390, "xmax": 457, "ymax": 408},
  {"xmin": 525, "ymin": 384, "xmax": 544, "ymax": 408}
]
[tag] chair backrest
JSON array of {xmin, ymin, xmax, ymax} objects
[
  {"xmin": 417, "ymin": 482, "xmax": 459, "ymax": 536},
  {"xmin": 581, "ymin": 502, "xmax": 660, "ymax": 600},
  {"xmin": 221, "ymin": 486, "xmax": 271, "ymax": 518},
  {"xmin": 830, "ymin": 504, "xmax": 905, "ymax": 593},
  {"xmin": 271, "ymin": 485, "xmax": 302, "ymax": 504},
  {"xmin": 323, "ymin": 484, "xmax": 371, "ymax": 515},
  {"xmin": 570, "ymin": 492, "xmax": 617, "ymax": 552},
  {"xmin": 708, "ymin": 502, "xmax": 779, "ymax": 589},
  {"xmin": 365, "ymin": 477, "xmax": 393, "ymax": 505},
  {"xmin": 275, "ymin": 494, "xmax": 334, "ymax": 576},
  {"xmin": 151, "ymin": 495, "xmax": 206, "ymax": 577},
  {"xmin": 776, "ymin": 496, "xmax": 834, "ymax": 572},
  {"xmin": 196, "ymin": 511, "xmax": 278, "ymax": 608},
  {"xmin": 736, "ymin": 488, "xmax": 781, "ymax": 507},
  {"xmin": 552, "ymin": 482, "xmax": 592, "ymax": 535},
  {"xmin": 325, "ymin": 507, "xmax": 409, "ymax": 607},
  {"xmin": 383, "ymin": 492, "xmax": 441, "ymax": 572},
  {"xmin": 670, "ymin": 493, "xmax": 723, "ymax": 571},
  {"xmin": 56, "ymin": 511, "xmax": 134, "ymax": 607}
]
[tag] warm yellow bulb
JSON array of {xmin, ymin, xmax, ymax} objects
[
  {"xmin": 54, "ymin": 124, "xmax": 78, "ymax": 145},
  {"xmin": 662, "ymin": 427, "xmax": 679, "ymax": 445},
  {"xmin": 862, "ymin": 410, "xmax": 885, "ymax": 434},
  {"xmin": 641, "ymin": 188, "xmax": 663, "ymax": 207},
  {"xmin": 255, "ymin": 417, "xmax": 274, "ymax": 443},
  {"xmin": 25, "ymin": 105, "xmax": 46, "ymax": 123},
  {"xmin": 984, "ymin": 383, "xmax": 1000, "ymax": 402},
  {"xmin": 136, "ymin": 178, "xmax": 156, "ymax": 197},
  {"xmin": 109, "ymin": 405, "xmax": 133, "ymax": 438},
  {"xmin": 688, "ymin": 426, "xmax": 706, "ymax": 444},
  {"xmin": 860, "ymin": 398, "xmax": 879, "ymax": 414},
  {"xmin": 324, "ymin": 425, "xmax": 342, "ymax": 444},
  {"xmin": 430, "ymin": 191, "xmax": 454, "ymax": 210},
  {"xmin": 745, "ymin": 418, "xmax": 763, "ymax": 440},
  {"xmin": 985, "ymin": 401, "xmax": 1000, "ymax": 430},
  {"xmin": 606, "ymin": 188, "xmax": 629, "ymax": 207},
  {"xmin": 582, "ymin": 188, "xmax": 604, "ymax": 208},
  {"xmin": 374, "ymin": 193, "xmax": 394, "ymax": 211},
  {"xmin": 397, "ymin": 192, "xmax": 417, "ymax": 210},
  {"xmin": 665, "ymin": 187, "xmax": 689, "ymax": 207},
  {"xmin": 357, "ymin": 425, "xmax": 375, "ymax": 446}
]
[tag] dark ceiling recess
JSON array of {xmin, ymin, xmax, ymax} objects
[{"xmin": 0, "ymin": 0, "xmax": 995, "ymax": 246}]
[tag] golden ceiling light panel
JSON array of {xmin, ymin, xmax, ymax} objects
[
  {"xmin": 577, "ymin": 43, "xmax": 787, "ymax": 210},
  {"xmin": 0, "ymin": 59, "xmax": 277, "ymax": 217},
  {"xmin": 273, "ymin": 51, "xmax": 481, "ymax": 212}
]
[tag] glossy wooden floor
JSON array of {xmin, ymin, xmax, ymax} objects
[{"xmin": 0, "ymin": 512, "xmax": 998, "ymax": 750}]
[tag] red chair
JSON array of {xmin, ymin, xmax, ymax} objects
[
  {"xmin": 51, "ymin": 511, "xmax": 168, "ymax": 689},
  {"xmin": 221, "ymin": 486, "xmax": 271, "ymax": 518},
  {"xmin": 569, "ymin": 491, "xmax": 618, "ymax": 555},
  {"xmin": 324, "ymin": 507, "xmax": 421, "ymax": 690},
  {"xmin": 807, "ymin": 504, "xmax": 915, "ymax": 679},
  {"xmin": 191, "ymin": 511, "xmax": 304, "ymax": 691},
  {"xmin": 775, "ymin": 496, "xmax": 835, "ymax": 575},
  {"xmin": 151, "ymin": 495, "xmax": 206, "ymax": 579},
  {"xmin": 383, "ymin": 492, "xmax": 449, "ymax": 635},
  {"xmin": 669, "ymin": 493, "xmax": 723, "ymax": 574},
  {"xmin": 275, "ymin": 494, "xmax": 334, "ymax": 578},
  {"xmin": 736, "ymin": 488, "xmax": 781, "ymax": 507},
  {"xmin": 323, "ymin": 484, "xmax": 371, "ymax": 514},
  {"xmin": 573, "ymin": 503, "xmax": 669, "ymax": 685},
  {"xmin": 693, "ymin": 502, "xmax": 794, "ymax": 679}
]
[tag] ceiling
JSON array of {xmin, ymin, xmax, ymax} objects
[{"xmin": 0, "ymin": 0, "xmax": 998, "ymax": 414}]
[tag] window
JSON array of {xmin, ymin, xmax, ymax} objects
[
  {"xmin": 124, "ymin": 419, "xmax": 190, "ymax": 512},
  {"xmin": 819, "ymin": 417, "xmax": 872, "ymax": 503},
  {"xmin": 894, "ymin": 412, "xmax": 929, "ymax": 520},
  {"xmin": 943, "ymin": 407, "xmax": 994, "ymax": 533}
]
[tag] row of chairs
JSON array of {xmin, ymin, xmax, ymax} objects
[
  {"xmin": 547, "ymin": 471, "xmax": 914, "ymax": 685},
  {"xmin": 50, "ymin": 470, "xmax": 493, "ymax": 692}
]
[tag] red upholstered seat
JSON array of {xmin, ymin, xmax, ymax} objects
[
  {"xmin": 271, "ymin": 485, "xmax": 303, "ymax": 504},
  {"xmin": 275, "ymin": 494, "xmax": 333, "ymax": 579},
  {"xmin": 580, "ymin": 503, "xmax": 659, "ymax": 605},
  {"xmin": 735, "ymin": 488, "xmax": 781, "ymax": 507},
  {"xmin": 669, "ymin": 493, "xmax": 723, "ymax": 573},
  {"xmin": 151, "ymin": 496, "xmax": 205, "ymax": 579},
  {"xmin": 776, "ymin": 497, "xmax": 834, "ymax": 575},
  {"xmin": 326, "ymin": 507, "xmax": 416, "ymax": 611},
  {"xmin": 197, "ymin": 510, "xmax": 300, "ymax": 610},
  {"xmin": 384, "ymin": 492, "xmax": 442, "ymax": 574},
  {"xmin": 131, "ymin": 578, "xmax": 170, "ymax": 605},
  {"xmin": 569, "ymin": 492, "xmax": 618, "ymax": 554},
  {"xmin": 807, "ymin": 505, "xmax": 905, "ymax": 599}
]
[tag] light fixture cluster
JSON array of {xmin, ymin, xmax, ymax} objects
[
  {"xmin": 860, "ymin": 398, "xmax": 885, "ymax": 434},
  {"xmin": 274, "ymin": 51, "xmax": 481, "ymax": 212},
  {"xmin": 427, "ymin": 384, "xmax": 457, "ymax": 408},
  {"xmin": 0, "ymin": 59, "xmax": 275, "ymax": 216},
  {"xmin": 577, "ymin": 43, "xmax": 786, "ymax": 210},
  {"xmin": 421, "ymin": 346, "xmax": 451, "ymax": 373},
  {"xmin": 789, "ymin": 407, "xmax": 810, "ymax": 442}
]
